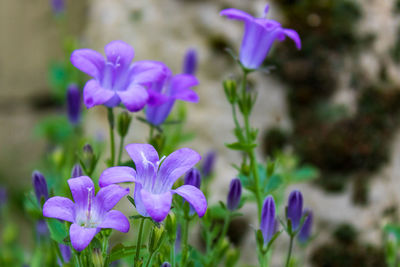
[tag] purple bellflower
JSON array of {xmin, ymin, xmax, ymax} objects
[
  {"xmin": 66, "ymin": 84, "xmax": 81, "ymax": 125},
  {"xmin": 145, "ymin": 63, "xmax": 199, "ymax": 126},
  {"xmin": 286, "ymin": 190, "xmax": 303, "ymax": 231},
  {"xmin": 182, "ymin": 49, "xmax": 198, "ymax": 75},
  {"xmin": 50, "ymin": 0, "xmax": 65, "ymax": 15},
  {"xmin": 184, "ymin": 168, "xmax": 201, "ymax": 189},
  {"xmin": 298, "ymin": 209, "xmax": 313, "ymax": 243},
  {"xmin": 71, "ymin": 164, "xmax": 84, "ymax": 178},
  {"xmin": 99, "ymin": 143, "xmax": 207, "ymax": 222},
  {"xmin": 260, "ymin": 195, "xmax": 277, "ymax": 244},
  {"xmin": 71, "ymin": 41, "xmax": 167, "ymax": 112},
  {"xmin": 220, "ymin": 4, "xmax": 301, "ymax": 70},
  {"xmin": 43, "ymin": 176, "xmax": 130, "ymax": 251},
  {"xmin": 32, "ymin": 171, "xmax": 49, "ymax": 204},
  {"xmin": 59, "ymin": 244, "xmax": 72, "ymax": 263},
  {"xmin": 201, "ymin": 150, "xmax": 216, "ymax": 177},
  {"xmin": 227, "ymin": 178, "xmax": 242, "ymax": 211}
]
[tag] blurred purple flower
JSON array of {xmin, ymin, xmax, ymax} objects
[
  {"xmin": 201, "ymin": 151, "xmax": 216, "ymax": 177},
  {"xmin": 298, "ymin": 209, "xmax": 313, "ymax": 243},
  {"xmin": 43, "ymin": 176, "xmax": 130, "ymax": 251},
  {"xmin": 184, "ymin": 168, "xmax": 201, "ymax": 189},
  {"xmin": 99, "ymin": 144, "xmax": 207, "ymax": 222},
  {"xmin": 161, "ymin": 262, "xmax": 171, "ymax": 267},
  {"xmin": 71, "ymin": 164, "xmax": 83, "ymax": 178},
  {"xmin": 50, "ymin": 0, "xmax": 64, "ymax": 15},
  {"xmin": 286, "ymin": 190, "xmax": 303, "ymax": 231},
  {"xmin": 36, "ymin": 219, "xmax": 49, "ymax": 240},
  {"xmin": 260, "ymin": 195, "xmax": 277, "ymax": 244},
  {"xmin": 32, "ymin": 171, "xmax": 49, "ymax": 204},
  {"xmin": 66, "ymin": 84, "xmax": 81, "ymax": 125},
  {"xmin": 182, "ymin": 49, "xmax": 197, "ymax": 75},
  {"xmin": 227, "ymin": 178, "xmax": 242, "ymax": 211},
  {"xmin": 71, "ymin": 41, "xmax": 167, "ymax": 112},
  {"xmin": 59, "ymin": 244, "xmax": 71, "ymax": 263},
  {"xmin": 0, "ymin": 187, "xmax": 7, "ymax": 208},
  {"xmin": 220, "ymin": 4, "xmax": 301, "ymax": 70},
  {"xmin": 145, "ymin": 63, "xmax": 199, "ymax": 126}
]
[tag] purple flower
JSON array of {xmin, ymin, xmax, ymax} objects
[
  {"xmin": 220, "ymin": 4, "xmax": 301, "ymax": 70},
  {"xmin": 0, "ymin": 187, "xmax": 7, "ymax": 208},
  {"xmin": 161, "ymin": 263, "xmax": 171, "ymax": 267},
  {"xmin": 227, "ymin": 178, "xmax": 242, "ymax": 211},
  {"xmin": 298, "ymin": 209, "xmax": 313, "ymax": 243},
  {"xmin": 71, "ymin": 41, "xmax": 167, "ymax": 112},
  {"xmin": 182, "ymin": 49, "xmax": 197, "ymax": 75},
  {"xmin": 286, "ymin": 190, "xmax": 303, "ymax": 231},
  {"xmin": 36, "ymin": 219, "xmax": 49, "ymax": 240},
  {"xmin": 201, "ymin": 151, "xmax": 216, "ymax": 177},
  {"xmin": 145, "ymin": 63, "xmax": 199, "ymax": 126},
  {"xmin": 66, "ymin": 84, "xmax": 81, "ymax": 125},
  {"xmin": 260, "ymin": 195, "xmax": 277, "ymax": 244},
  {"xmin": 50, "ymin": 0, "xmax": 64, "ymax": 15},
  {"xmin": 99, "ymin": 144, "xmax": 207, "ymax": 222},
  {"xmin": 71, "ymin": 164, "xmax": 84, "ymax": 178},
  {"xmin": 32, "ymin": 171, "xmax": 49, "ymax": 204},
  {"xmin": 59, "ymin": 244, "xmax": 71, "ymax": 263},
  {"xmin": 184, "ymin": 168, "xmax": 201, "ymax": 189},
  {"xmin": 43, "ymin": 176, "xmax": 130, "ymax": 251}
]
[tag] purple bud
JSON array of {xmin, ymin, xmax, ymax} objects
[
  {"xmin": 71, "ymin": 164, "xmax": 83, "ymax": 178},
  {"xmin": 175, "ymin": 224, "xmax": 181, "ymax": 252},
  {"xmin": 201, "ymin": 151, "xmax": 216, "ymax": 177},
  {"xmin": 227, "ymin": 178, "xmax": 242, "ymax": 211},
  {"xmin": 184, "ymin": 168, "xmax": 201, "ymax": 188},
  {"xmin": 83, "ymin": 144, "xmax": 94, "ymax": 155},
  {"xmin": 59, "ymin": 244, "xmax": 71, "ymax": 263},
  {"xmin": 161, "ymin": 263, "xmax": 171, "ymax": 267},
  {"xmin": 0, "ymin": 187, "xmax": 7, "ymax": 208},
  {"xmin": 182, "ymin": 49, "xmax": 198, "ymax": 75},
  {"xmin": 36, "ymin": 219, "xmax": 49, "ymax": 239},
  {"xmin": 32, "ymin": 171, "xmax": 49, "ymax": 204},
  {"xmin": 286, "ymin": 190, "xmax": 303, "ymax": 231},
  {"xmin": 260, "ymin": 195, "xmax": 276, "ymax": 244},
  {"xmin": 298, "ymin": 209, "xmax": 313, "ymax": 243},
  {"xmin": 50, "ymin": 0, "xmax": 65, "ymax": 15},
  {"xmin": 66, "ymin": 84, "xmax": 81, "ymax": 125}
]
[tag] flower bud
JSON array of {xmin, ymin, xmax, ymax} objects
[
  {"xmin": 201, "ymin": 151, "xmax": 216, "ymax": 177},
  {"xmin": 165, "ymin": 213, "xmax": 177, "ymax": 242},
  {"xmin": 66, "ymin": 84, "xmax": 81, "ymax": 125},
  {"xmin": 0, "ymin": 187, "xmax": 7, "ymax": 208},
  {"xmin": 92, "ymin": 248, "xmax": 104, "ymax": 267},
  {"xmin": 227, "ymin": 178, "xmax": 242, "ymax": 211},
  {"xmin": 32, "ymin": 171, "xmax": 49, "ymax": 204},
  {"xmin": 260, "ymin": 195, "xmax": 276, "ymax": 244},
  {"xmin": 182, "ymin": 49, "xmax": 198, "ymax": 75},
  {"xmin": 59, "ymin": 244, "xmax": 71, "ymax": 263},
  {"xmin": 117, "ymin": 111, "xmax": 132, "ymax": 138},
  {"xmin": 286, "ymin": 190, "xmax": 303, "ymax": 231},
  {"xmin": 161, "ymin": 263, "xmax": 171, "ymax": 267},
  {"xmin": 82, "ymin": 144, "xmax": 94, "ymax": 162},
  {"xmin": 184, "ymin": 168, "xmax": 201, "ymax": 188},
  {"xmin": 223, "ymin": 79, "xmax": 237, "ymax": 104},
  {"xmin": 298, "ymin": 209, "xmax": 313, "ymax": 244},
  {"xmin": 148, "ymin": 226, "xmax": 165, "ymax": 253},
  {"xmin": 71, "ymin": 163, "xmax": 83, "ymax": 178}
]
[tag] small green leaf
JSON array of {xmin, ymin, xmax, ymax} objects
[
  {"xmin": 225, "ymin": 142, "xmax": 257, "ymax": 151},
  {"xmin": 47, "ymin": 218, "xmax": 68, "ymax": 243},
  {"xmin": 265, "ymin": 175, "xmax": 283, "ymax": 194}
]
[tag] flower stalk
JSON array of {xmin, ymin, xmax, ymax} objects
[
  {"xmin": 107, "ymin": 108, "xmax": 115, "ymax": 167},
  {"xmin": 134, "ymin": 218, "xmax": 145, "ymax": 267}
]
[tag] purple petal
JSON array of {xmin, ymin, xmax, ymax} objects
[
  {"xmin": 173, "ymin": 185, "xmax": 207, "ymax": 217},
  {"xmin": 99, "ymin": 166, "xmax": 136, "ymax": 187},
  {"xmin": 170, "ymin": 74, "xmax": 199, "ymax": 102},
  {"xmin": 125, "ymin": 144, "xmax": 159, "ymax": 182},
  {"xmin": 95, "ymin": 184, "xmax": 129, "ymax": 211},
  {"xmin": 43, "ymin": 197, "xmax": 75, "ymax": 222},
  {"xmin": 264, "ymin": 4, "xmax": 270, "ymax": 16},
  {"xmin": 145, "ymin": 99, "xmax": 175, "ymax": 126},
  {"xmin": 130, "ymin": 60, "xmax": 170, "ymax": 87},
  {"xmin": 70, "ymin": 49, "xmax": 105, "ymax": 79},
  {"xmin": 147, "ymin": 89, "xmax": 170, "ymax": 106},
  {"xmin": 158, "ymin": 148, "xmax": 201, "ymax": 191},
  {"xmin": 116, "ymin": 84, "xmax": 149, "ymax": 112},
  {"xmin": 284, "ymin": 29, "xmax": 301, "ymax": 50},
  {"xmin": 133, "ymin": 183, "xmax": 149, "ymax": 217},
  {"xmin": 261, "ymin": 195, "xmax": 276, "ymax": 244},
  {"xmin": 99, "ymin": 210, "xmax": 130, "ymax": 232},
  {"xmin": 182, "ymin": 49, "xmax": 198, "ymax": 75},
  {"xmin": 220, "ymin": 8, "xmax": 253, "ymax": 21},
  {"xmin": 140, "ymin": 189, "xmax": 172, "ymax": 222},
  {"xmin": 104, "ymin": 40, "xmax": 134, "ymax": 68},
  {"xmin": 69, "ymin": 223, "xmax": 98, "ymax": 251},
  {"xmin": 83, "ymin": 80, "xmax": 115, "ymax": 109},
  {"xmin": 67, "ymin": 176, "xmax": 95, "ymax": 207}
]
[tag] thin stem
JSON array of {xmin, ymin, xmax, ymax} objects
[
  {"xmin": 285, "ymin": 235, "xmax": 294, "ymax": 267},
  {"xmin": 117, "ymin": 136, "xmax": 125, "ymax": 165},
  {"xmin": 107, "ymin": 108, "xmax": 115, "ymax": 167},
  {"xmin": 149, "ymin": 125, "xmax": 154, "ymax": 141},
  {"xmin": 170, "ymin": 240, "xmax": 176, "ymax": 267},
  {"xmin": 134, "ymin": 218, "xmax": 145, "ymax": 267},
  {"xmin": 180, "ymin": 212, "xmax": 190, "ymax": 266},
  {"xmin": 145, "ymin": 251, "xmax": 155, "ymax": 267}
]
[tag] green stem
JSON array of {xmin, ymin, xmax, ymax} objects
[
  {"xmin": 107, "ymin": 108, "xmax": 115, "ymax": 167},
  {"xmin": 149, "ymin": 125, "xmax": 154, "ymax": 141},
  {"xmin": 285, "ymin": 235, "xmax": 294, "ymax": 267},
  {"xmin": 211, "ymin": 213, "xmax": 231, "ymax": 264},
  {"xmin": 117, "ymin": 136, "xmax": 125, "ymax": 165},
  {"xmin": 170, "ymin": 242, "xmax": 176, "ymax": 267},
  {"xmin": 145, "ymin": 251, "xmax": 155, "ymax": 267},
  {"xmin": 180, "ymin": 213, "xmax": 190, "ymax": 266},
  {"xmin": 134, "ymin": 218, "xmax": 145, "ymax": 267}
]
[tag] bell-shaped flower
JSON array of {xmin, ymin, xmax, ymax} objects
[
  {"xmin": 286, "ymin": 190, "xmax": 303, "ymax": 231},
  {"xmin": 298, "ymin": 209, "xmax": 313, "ymax": 244},
  {"xmin": 182, "ymin": 49, "xmax": 198, "ymax": 75},
  {"xmin": 43, "ymin": 176, "xmax": 130, "ymax": 251},
  {"xmin": 32, "ymin": 171, "xmax": 49, "ymax": 204},
  {"xmin": 145, "ymin": 63, "xmax": 199, "ymax": 126},
  {"xmin": 260, "ymin": 195, "xmax": 277, "ymax": 244},
  {"xmin": 227, "ymin": 178, "xmax": 242, "ymax": 211},
  {"xmin": 71, "ymin": 40, "xmax": 167, "ymax": 112},
  {"xmin": 66, "ymin": 84, "xmax": 81, "ymax": 125},
  {"xmin": 220, "ymin": 4, "xmax": 301, "ymax": 70},
  {"xmin": 201, "ymin": 150, "xmax": 216, "ymax": 177},
  {"xmin": 99, "ymin": 144, "xmax": 207, "ymax": 222}
]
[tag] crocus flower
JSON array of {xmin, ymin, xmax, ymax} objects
[
  {"xmin": 32, "ymin": 171, "xmax": 49, "ymax": 204},
  {"xmin": 220, "ymin": 4, "xmax": 301, "ymax": 70},
  {"xmin": 43, "ymin": 176, "xmax": 130, "ymax": 251},
  {"xmin": 201, "ymin": 151, "xmax": 216, "ymax": 177},
  {"xmin": 182, "ymin": 49, "xmax": 197, "ymax": 75},
  {"xmin": 227, "ymin": 178, "xmax": 242, "ymax": 211},
  {"xmin": 59, "ymin": 244, "xmax": 71, "ymax": 263},
  {"xmin": 71, "ymin": 164, "xmax": 83, "ymax": 178},
  {"xmin": 50, "ymin": 0, "xmax": 64, "ymax": 15},
  {"xmin": 66, "ymin": 84, "xmax": 81, "ymax": 125},
  {"xmin": 145, "ymin": 63, "xmax": 199, "ymax": 126},
  {"xmin": 298, "ymin": 209, "xmax": 313, "ymax": 243},
  {"xmin": 71, "ymin": 41, "xmax": 166, "ymax": 112},
  {"xmin": 260, "ymin": 195, "xmax": 277, "ymax": 244},
  {"xmin": 99, "ymin": 144, "xmax": 207, "ymax": 222},
  {"xmin": 286, "ymin": 190, "xmax": 303, "ymax": 231}
]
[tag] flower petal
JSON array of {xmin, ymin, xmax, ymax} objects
[
  {"xmin": 172, "ymin": 185, "xmax": 207, "ymax": 217},
  {"xmin": 283, "ymin": 29, "xmax": 301, "ymax": 50},
  {"xmin": 170, "ymin": 74, "xmax": 199, "ymax": 102},
  {"xmin": 220, "ymin": 8, "xmax": 253, "ymax": 22},
  {"xmin": 147, "ymin": 89, "xmax": 170, "ymax": 106},
  {"xmin": 133, "ymin": 183, "xmax": 149, "ymax": 217},
  {"xmin": 69, "ymin": 223, "xmax": 98, "ymax": 251},
  {"xmin": 158, "ymin": 148, "xmax": 201, "ymax": 191},
  {"xmin": 140, "ymin": 189, "xmax": 172, "ymax": 222},
  {"xmin": 83, "ymin": 79, "xmax": 116, "ymax": 109},
  {"xmin": 43, "ymin": 196, "xmax": 75, "ymax": 222},
  {"xmin": 99, "ymin": 166, "xmax": 136, "ymax": 187},
  {"xmin": 130, "ymin": 60, "xmax": 170, "ymax": 86},
  {"xmin": 95, "ymin": 184, "xmax": 129, "ymax": 212},
  {"xmin": 116, "ymin": 84, "xmax": 149, "ymax": 112},
  {"xmin": 104, "ymin": 40, "xmax": 134, "ymax": 68},
  {"xmin": 145, "ymin": 99, "xmax": 175, "ymax": 126},
  {"xmin": 125, "ymin": 144, "xmax": 159, "ymax": 183},
  {"xmin": 70, "ymin": 49, "xmax": 105, "ymax": 79},
  {"xmin": 67, "ymin": 176, "xmax": 95, "ymax": 207},
  {"xmin": 99, "ymin": 210, "xmax": 130, "ymax": 232}
]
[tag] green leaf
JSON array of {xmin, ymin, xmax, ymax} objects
[
  {"xmin": 225, "ymin": 142, "xmax": 257, "ymax": 151},
  {"xmin": 265, "ymin": 175, "xmax": 283, "ymax": 194},
  {"xmin": 47, "ymin": 218, "xmax": 68, "ymax": 243},
  {"xmin": 384, "ymin": 224, "xmax": 400, "ymax": 241},
  {"xmin": 291, "ymin": 165, "xmax": 319, "ymax": 182},
  {"xmin": 110, "ymin": 244, "xmax": 147, "ymax": 262}
]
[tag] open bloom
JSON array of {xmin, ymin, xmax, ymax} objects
[
  {"xmin": 220, "ymin": 4, "xmax": 301, "ymax": 70},
  {"xmin": 71, "ymin": 40, "xmax": 166, "ymax": 112},
  {"xmin": 145, "ymin": 63, "xmax": 199, "ymax": 126},
  {"xmin": 43, "ymin": 176, "xmax": 130, "ymax": 251},
  {"xmin": 99, "ymin": 144, "xmax": 207, "ymax": 222}
]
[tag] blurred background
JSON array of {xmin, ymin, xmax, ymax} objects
[{"xmin": 2, "ymin": 0, "xmax": 400, "ymax": 266}]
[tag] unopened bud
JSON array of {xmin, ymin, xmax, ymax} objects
[
  {"xmin": 32, "ymin": 171, "xmax": 48, "ymax": 204},
  {"xmin": 148, "ymin": 225, "xmax": 165, "ymax": 253},
  {"xmin": 117, "ymin": 111, "xmax": 132, "ymax": 138},
  {"xmin": 71, "ymin": 163, "xmax": 83, "ymax": 178},
  {"xmin": 227, "ymin": 178, "xmax": 242, "ymax": 211},
  {"xmin": 92, "ymin": 248, "xmax": 104, "ymax": 267},
  {"xmin": 223, "ymin": 79, "xmax": 237, "ymax": 104}
]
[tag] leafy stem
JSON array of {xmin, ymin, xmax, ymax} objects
[{"xmin": 134, "ymin": 218, "xmax": 145, "ymax": 267}]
